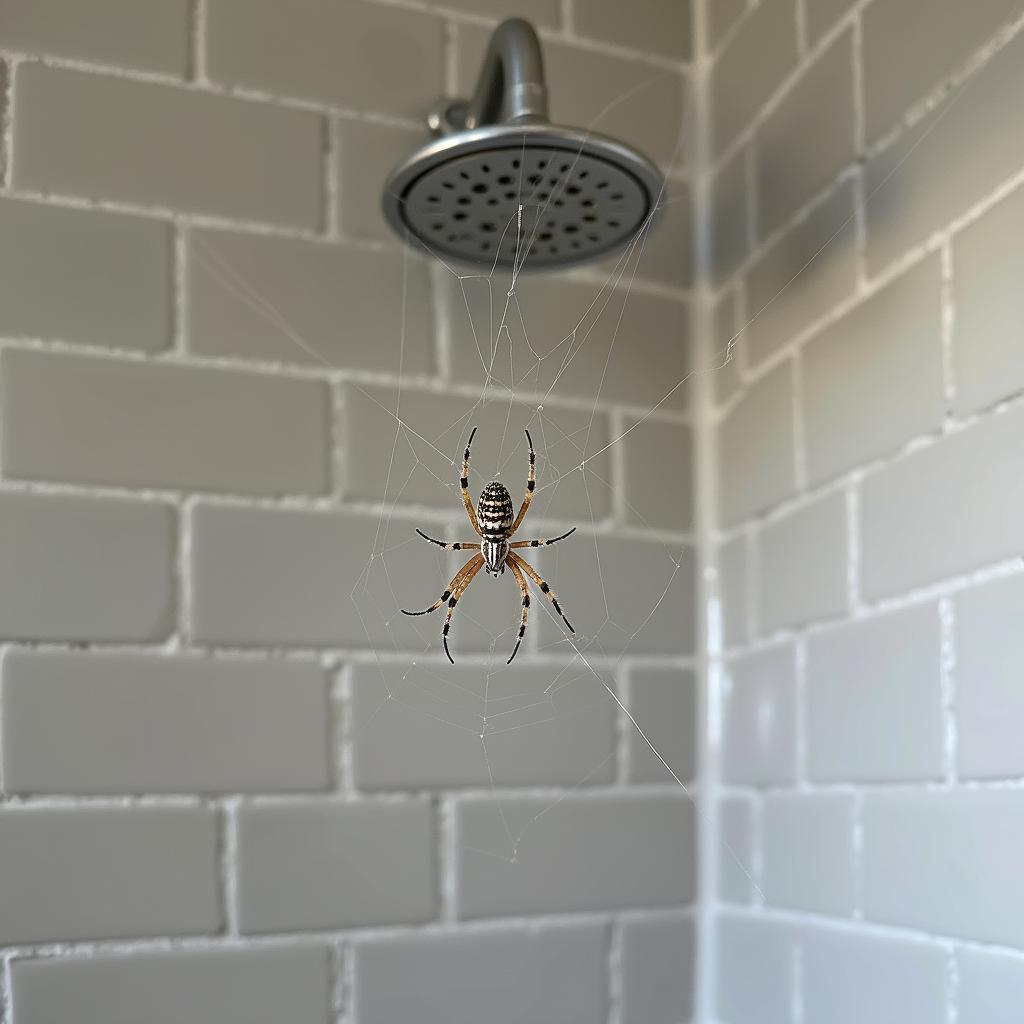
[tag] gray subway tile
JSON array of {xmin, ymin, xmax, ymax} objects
[
  {"xmin": 2, "ymin": 650, "xmax": 329, "ymax": 794},
  {"xmin": 711, "ymin": 0, "xmax": 798, "ymax": 156},
  {"xmin": 1, "ymin": 349, "xmax": 330, "ymax": 495},
  {"xmin": 341, "ymin": 384, "xmax": 612, "ymax": 525},
  {"xmin": 958, "ymin": 947, "xmax": 1024, "ymax": 1024},
  {"xmin": 626, "ymin": 667, "xmax": 697, "ymax": 784},
  {"xmin": 0, "ymin": 0, "xmax": 189, "ymax": 74},
  {"xmin": 952, "ymin": 182, "xmax": 1024, "ymax": 415},
  {"xmin": 862, "ymin": 0, "xmax": 1016, "ymax": 143},
  {"xmin": 711, "ymin": 146, "xmax": 750, "ymax": 286},
  {"xmin": 805, "ymin": 0, "xmax": 856, "ymax": 45},
  {"xmin": 9, "ymin": 946, "xmax": 331, "ymax": 1024},
  {"xmin": 864, "ymin": 789, "xmax": 1024, "ymax": 945},
  {"xmin": 0, "ymin": 198, "xmax": 171, "ymax": 351},
  {"xmin": 722, "ymin": 643, "xmax": 798, "ymax": 785},
  {"xmin": 190, "ymin": 504, "xmax": 443, "ymax": 649},
  {"xmin": 807, "ymin": 604, "xmax": 945, "ymax": 781},
  {"xmin": 745, "ymin": 179, "xmax": 859, "ymax": 367},
  {"xmin": 445, "ymin": 272, "xmax": 691, "ymax": 411},
  {"xmin": 423, "ymin": 0, "xmax": 560, "ymax": 25},
  {"xmin": 804, "ymin": 255, "xmax": 944, "ymax": 484},
  {"xmin": 236, "ymin": 799, "xmax": 436, "ymax": 932},
  {"xmin": 800, "ymin": 926, "xmax": 949, "ymax": 1024},
  {"xmin": 354, "ymin": 924, "xmax": 607, "ymax": 1024},
  {"xmin": 573, "ymin": 0, "xmax": 692, "ymax": 59},
  {"xmin": 621, "ymin": 417, "xmax": 693, "ymax": 531},
  {"xmin": 14, "ymin": 64, "xmax": 322, "ymax": 227},
  {"xmin": 763, "ymin": 792, "xmax": 856, "ymax": 915},
  {"xmin": 756, "ymin": 491, "xmax": 848, "ymax": 632},
  {"xmin": 719, "ymin": 532, "xmax": 750, "ymax": 647},
  {"xmin": 0, "ymin": 806, "xmax": 219, "ymax": 944},
  {"xmin": 620, "ymin": 915, "xmax": 695, "ymax": 1024},
  {"xmin": 338, "ymin": 118, "xmax": 426, "ymax": 241},
  {"xmin": 0, "ymin": 492, "xmax": 174, "ymax": 643},
  {"xmin": 860, "ymin": 402, "xmax": 1024, "ymax": 598},
  {"xmin": 719, "ymin": 795, "xmax": 756, "ymax": 903},
  {"xmin": 866, "ymin": 27, "xmax": 1024, "ymax": 274},
  {"xmin": 756, "ymin": 30, "xmax": 855, "ymax": 238},
  {"xmin": 956, "ymin": 574, "xmax": 1024, "ymax": 779},
  {"xmin": 708, "ymin": 0, "xmax": 748, "ymax": 51},
  {"xmin": 716, "ymin": 913, "xmax": 795, "ymax": 1024},
  {"xmin": 207, "ymin": 0, "xmax": 444, "ymax": 119},
  {"xmin": 351, "ymin": 662, "xmax": 615, "ymax": 789},
  {"xmin": 718, "ymin": 361, "xmax": 796, "ymax": 527},
  {"xmin": 535, "ymin": 536, "xmax": 696, "ymax": 655},
  {"xmin": 456, "ymin": 794, "xmax": 695, "ymax": 918},
  {"xmin": 188, "ymin": 229, "xmax": 433, "ymax": 374}
]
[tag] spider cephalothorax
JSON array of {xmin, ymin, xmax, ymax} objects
[{"xmin": 402, "ymin": 427, "xmax": 576, "ymax": 664}]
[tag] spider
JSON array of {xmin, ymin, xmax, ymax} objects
[{"xmin": 402, "ymin": 427, "xmax": 576, "ymax": 665}]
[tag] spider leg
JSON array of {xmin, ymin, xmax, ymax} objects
[
  {"xmin": 440, "ymin": 555, "xmax": 485, "ymax": 664},
  {"xmin": 508, "ymin": 551, "xmax": 574, "ymax": 634},
  {"xmin": 414, "ymin": 529, "xmax": 480, "ymax": 552},
  {"xmin": 509, "ymin": 527, "xmax": 576, "ymax": 549},
  {"xmin": 460, "ymin": 427, "xmax": 482, "ymax": 537},
  {"xmin": 507, "ymin": 429, "xmax": 536, "ymax": 538},
  {"xmin": 506, "ymin": 558, "xmax": 531, "ymax": 665},
  {"xmin": 401, "ymin": 553, "xmax": 482, "ymax": 617}
]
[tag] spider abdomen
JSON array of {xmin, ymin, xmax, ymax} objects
[{"xmin": 477, "ymin": 481, "xmax": 513, "ymax": 539}]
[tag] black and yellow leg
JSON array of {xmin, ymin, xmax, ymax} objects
[
  {"xmin": 509, "ymin": 551, "xmax": 574, "ymax": 634},
  {"xmin": 441, "ymin": 555, "xmax": 485, "ymax": 664},
  {"xmin": 415, "ymin": 529, "xmax": 480, "ymax": 552},
  {"xmin": 401, "ymin": 553, "xmax": 482, "ymax": 618},
  {"xmin": 509, "ymin": 526, "xmax": 576, "ymax": 549},
  {"xmin": 460, "ymin": 426, "xmax": 481, "ymax": 536},
  {"xmin": 508, "ymin": 429, "xmax": 536, "ymax": 537},
  {"xmin": 506, "ymin": 558, "xmax": 531, "ymax": 665}
]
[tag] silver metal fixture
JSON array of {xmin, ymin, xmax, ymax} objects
[{"xmin": 381, "ymin": 18, "xmax": 664, "ymax": 270}]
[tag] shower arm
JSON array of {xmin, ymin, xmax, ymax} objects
[{"xmin": 429, "ymin": 18, "xmax": 549, "ymax": 136}]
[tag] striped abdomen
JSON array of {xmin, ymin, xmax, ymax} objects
[{"xmin": 477, "ymin": 481, "xmax": 513, "ymax": 573}]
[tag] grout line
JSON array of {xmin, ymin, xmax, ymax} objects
[
  {"xmin": 1, "ymin": 56, "xmax": 17, "ymax": 190},
  {"xmin": 614, "ymin": 664, "xmax": 631, "ymax": 785},
  {"xmin": 792, "ymin": 940, "xmax": 804, "ymax": 1024},
  {"xmin": 794, "ymin": 637, "xmax": 808, "ymax": 788},
  {"xmin": 324, "ymin": 116, "xmax": 340, "ymax": 240},
  {"xmin": 939, "ymin": 238, "xmax": 957, "ymax": 427},
  {"xmin": 947, "ymin": 945, "xmax": 961, "ymax": 1024},
  {"xmin": 331, "ymin": 940, "xmax": 349, "ymax": 1024},
  {"xmin": 333, "ymin": 664, "xmax": 352, "ymax": 794},
  {"xmin": 220, "ymin": 799, "xmax": 240, "ymax": 936},
  {"xmin": 0, "ymin": 957, "xmax": 10, "ymax": 1024},
  {"xmin": 939, "ymin": 597, "xmax": 958, "ymax": 786},
  {"xmin": 606, "ymin": 916, "xmax": 624, "ymax": 1024},
  {"xmin": 438, "ymin": 795, "xmax": 457, "ymax": 922},
  {"xmin": 794, "ymin": 0, "xmax": 808, "ymax": 57},
  {"xmin": 851, "ymin": 791, "xmax": 864, "ymax": 919}
]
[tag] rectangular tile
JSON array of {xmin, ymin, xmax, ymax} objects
[
  {"xmin": 722, "ymin": 643, "xmax": 798, "ymax": 785},
  {"xmin": 801, "ymin": 926, "xmax": 949, "ymax": 1024},
  {"xmin": 9, "ymin": 946, "xmax": 331, "ymax": 1024},
  {"xmin": 719, "ymin": 795, "xmax": 756, "ymax": 903},
  {"xmin": 756, "ymin": 491, "xmax": 848, "ymax": 632},
  {"xmin": 807, "ymin": 605, "xmax": 945, "ymax": 781},
  {"xmin": 860, "ymin": 402, "xmax": 1024, "ymax": 598},
  {"xmin": 626, "ymin": 668, "xmax": 697, "ymax": 784},
  {"xmin": 13, "ymin": 64, "xmax": 322, "ymax": 227},
  {"xmin": 716, "ymin": 914, "xmax": 795, "ymax": 1024},
  {"xmin": 755, "ymin": 31, "xmax": 855, "ymax": 238},
  {"xmin": 207, "ymin": 0, "xmax": 444, "ymax": 118},
  {"xmin": 621, "ymin": 915, "xmax": 695, "ymax": 1024},
  {"xmin": 340, "ymin": 383, "xmax": 612, "ymax": 525},
  {"xmin": 2, "ymin": 650, "xmax": 329, "ymax": 793},
  {"xmin": 955, "ymin": 574, "xmax": 1024, "ymax": 779},
  {"xmin": 351, "ymin": 662, "xmax": 615, "ymax": 788},
  {"xmin": 804, "ymin": 255, "xmax": 944, "ymax": 484},
  {"xmin": 573, "ymin": 0, "xmax": 692, "ymax": 59},
  {"xmin": 456, "ymin": 794, "xmax": 695, "ymax": 917},
  {"xmin": 0, "ymin": 492, "xmax": 174, "ymax": 642},
  {"xmin": 620, "ymin": 417, "xmax": 694, "ymax": 531},
  {"xmin": 190, "ymin": 504, "xmax": 443, "ymax": 649},
  {"xmin": 0, "ymin": 806, "xmax": 219, "ymax": 944},
  {"xmin": 1, "ymin": 349, "xmax": 330, "ymax": 495},
  {"xmin": 958, "ymin": 947, "xmax": 1024, "ymax": 1024},
  {"xmin": 188, "ymin": 229, "xmax": 433, "ymax": 374},
  {"xmin": 0, "ymin": 198, "xmax": 171, "ymax": 351},
  {"xmin": 354, "ymin": 924, "xmax": 607, "ymax": 1024},
  {"xmin": 763, "ymin": 793, "xmax": 856, "ymax": 915},
  {"xmin": 863, "ymin": 790, "xmax": 1024, "ymax": 945},
  {"xmin": 236, "ymin": 799, "xmax": 435, "ymax": 932},
  {"xmin": 718, "ymin": 361, "xmax": 796, "ymax": 526},
  {"xmin": 0, "ymin": 0, "xmax": 189, "ymax": 74},
  {"xmin": 866, "ymin": 28, "xmax": 1024, "ymax": 274}
]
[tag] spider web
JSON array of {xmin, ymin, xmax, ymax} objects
[{"xmin": 190, "ymin": 35, "xmax": 984, "ymax": 920}]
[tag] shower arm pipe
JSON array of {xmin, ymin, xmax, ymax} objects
[{"xmin": 461, "ymin": 18, "xmax": 550, "ymax": 129}]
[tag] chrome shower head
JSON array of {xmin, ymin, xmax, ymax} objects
[{"xmin": 381, "ymin": 18, "xmax": 664, "ymax": 271}]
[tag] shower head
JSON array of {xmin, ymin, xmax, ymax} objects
[{"xmin": 381, "ymin": 18, "xmax": 664, "ymax": 271}]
